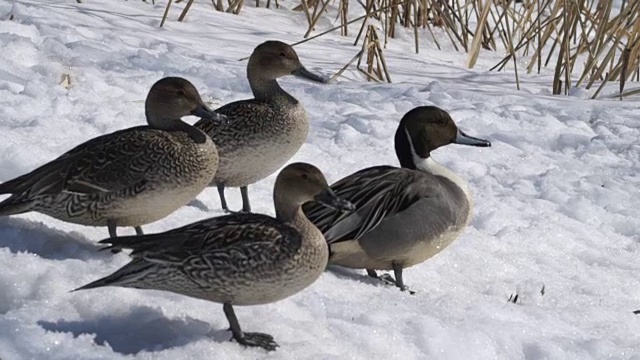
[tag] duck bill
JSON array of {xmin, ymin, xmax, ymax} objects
[
  {"xmin": 454, "ymin": 129, "xmax": 491, "ymax": 147},
  {"xmin": 292, "ymin": 65, "xmax": 327, "ymax": 84},
  {"xmin": 192, "ymin": 104, "xmax": 228, "ymax": 124},
  {"xmin": 314, "ymin": 188, "xmax": 355, "ymax": 212}
]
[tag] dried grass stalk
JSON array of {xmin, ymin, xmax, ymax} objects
[
  {"xmin": 468, "ymin": 0, "xmax": 493, "ymax": 68},
  {"xmin": 356, "ymin": 26, "xmax": 392, "ymax": 82}
]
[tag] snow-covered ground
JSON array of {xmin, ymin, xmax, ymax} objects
[{"xmin": 0, "ymin": 1, "xmax": 639, "ymax": 359}]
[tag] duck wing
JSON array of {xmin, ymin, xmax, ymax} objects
[
  {"xmin": 0, "ymin": 127, "xmax": 169, "ymax": 198},
  {"xmin": 101, "ymin": 213, "xmax": 302, "ymax": 266},
  {"xmin": 194, "ymin": 100, "xmax": 276, "ymax": 139},
  {"xmin": 304, "ymin": 166, "xmax": 428, "ymax": 243},
  {"xmin": 77, "ymin": 213, "xmax": 302, "ymax": 291}
]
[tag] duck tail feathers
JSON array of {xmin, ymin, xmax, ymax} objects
[
  {"xmin": 0, "ymin": 196, "xmax": 32, "ymax": 216},
  {"xmin": 72, "ymin": 259, "xmax": 155, "ymax": 292}
]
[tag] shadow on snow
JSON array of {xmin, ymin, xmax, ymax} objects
[
  {"xmin": 0, "ymin": 217, "xmax": 105, "ymax": 261},
  {"xmin": 38, "ymin": 305, "xmax": 231, "ymax": 355}
]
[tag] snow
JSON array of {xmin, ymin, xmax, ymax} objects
[{"xmin": 0, "ymin": 0, "xmax": 639, "ymax": 359}]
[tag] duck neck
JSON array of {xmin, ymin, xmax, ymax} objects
[
  {"xmin": 274, "ymin": 192, "xmax": 316, "ymax": 230},
  {"xmin": 146, "ymin": 111, "xmax": 180, "ymax": 129},
  {"xmin": 248, "ymin": 74, "xmax": 297, "ymax": 104},
  {"xmin": 145, "ymin": 111, "xmax": 207, "ymax": 144},
  {"xmin": 285, "ymin": 206, "xmax": 308, "ymax": 225},
  {"xmin": 395, "ymin": 125, "xmax": 421, "ymax": 170},
  {"xmin": 278, "ymin": 203, "xmax": 326, "ymax": 249},
  {"xmin": 395, "ymin": 125, "xmax": 470, "ymax": 197},
  {"xmin": 274, "ymin": 194, "xmax": 301, "ymax": 222}
]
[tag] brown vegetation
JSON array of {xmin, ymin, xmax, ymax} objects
[{"xmin": 159, "ymin": 0, "xmax": 640, "ymax": 99}]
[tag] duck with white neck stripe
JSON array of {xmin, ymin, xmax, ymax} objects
[{"xmin": 303, "ymin": 106, "xmax": 491, "ymax": 292}]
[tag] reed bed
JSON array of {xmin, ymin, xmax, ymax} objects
[{"xmin": 158, "ymin": 0, "xmax": 640, "ymax": 98}]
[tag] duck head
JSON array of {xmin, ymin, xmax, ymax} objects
[
  {"xmin": 145, "ymin": 77, "xmax": 227, "ymax": 128},
  {"xmin": 247, "ymin": 41, "xmax": 327, "ymax": 85},
  {"xmin": 274, "ymin": 163, "xmax": 354, "ymax": 219},
  {"xmin": 394, "ymin": 106, "xmax": 491, "ymax": 170}
]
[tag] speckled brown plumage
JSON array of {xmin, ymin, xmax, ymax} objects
[
  {"xmin": 76, "ymin": 163, "xmax": 354, "ymax": 351},
  {"xmin": 0, "ymin": 77, "xmax": 223, "ymax": 237},
  {"xmin": 195, "ymin": 40, "xmax": 326, "ymax": 213}
]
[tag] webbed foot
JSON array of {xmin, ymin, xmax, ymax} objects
[
  {"xmin": 232, "ymin": 331, "xmax": 278, "ymax": 351},
  {"xmin": 377, "ymin": 273, "xmax": 414, "ymax": 294}
]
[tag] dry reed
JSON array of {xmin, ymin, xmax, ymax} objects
[{"xmin": 154, "ymin": 0, "xmax": 640, "ymax": 98}]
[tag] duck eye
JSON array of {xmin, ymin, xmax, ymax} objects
[
  {"xmin": 301, "ymin": 173, "xmax": 308, "ymax": 180},
  {"xmin": 177, "ymin": 90, "xmax": 186, "ymax": 97},
  {"xmin": 279, "ymin": 52, "xmax": 286, "ymax": 57}
]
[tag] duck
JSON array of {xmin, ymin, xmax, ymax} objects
[
  {"xmin": 75, "ymin": 162, "xmax": 354, "ymax": 351},
  {"xmin": 0, "ymin": 77, "xmax": 225, "ymax": 238},
  {"xmin": 303, "ymin": 106, "xmax": 491, "ymax": 292},
  {"xmin": 195, "ymin": 40, "xmax": 327, "ymax": 213}
]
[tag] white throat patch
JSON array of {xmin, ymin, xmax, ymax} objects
[{"xmin": 404, "ymin": 128, "xmax": 471, "ymax": 199}]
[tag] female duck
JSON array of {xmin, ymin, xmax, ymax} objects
[
  {"xmin": 195, "ymin": 40, "xmax": 327, "ymax": 213},
  {"xmin": 76, "ymin": 163, "xmax": 354, "ymax": 351},
  {"xmin": 0, "ymin": 77, "xmax": 225, "ymax": 237},
  {"xmin": 304, "ymin": 106, "xmax": 491, "ymax": 292}
]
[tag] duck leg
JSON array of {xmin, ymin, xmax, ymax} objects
[
  {"xmin": 134, "ymin": 226, "xmax": 144, "ymax": 235},
  {"xmin": 240, "ymin": 186, "xmax": 251, "ymax": 213},
  {"xmin": 107, "ymin": 220, "xmax": 118, "ymax": 238},
  {"xmin": 217, "ymin": 184, "xmax": 251, "ymax": 213},
  {"xmin": 376, "ymin": 263, "xmax": 415, "ymax": 294},
  {"xmin": 391, "ymin": 263, "xmax": 415, "ymax": 294},
  {"xmin": 223, "ymin": 303, "xmax": 278, "ymax": 351},
  {"xmin": 391, "ymin": 263, "xmax": 407, "ymax": 291},
  {"xmin": 368, "ymin": 268, "xmax": 399, "ymax": 287},
  {"xmin": 217, "ymin": 183, "xmax": 230, "ymax": 212},
  {"xmin": 107, "ymin": 220, "xmax": 122, "ymax": 254}
]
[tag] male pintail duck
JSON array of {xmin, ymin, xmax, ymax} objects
[
  {"xmin": 0, "ymin": 77, "xmax": 225, "ymax": 238},
  {"xmin": 304, "ymin": 106, "xmax": 491, "ymax": 292},
  {"xmin": 75, "ymin": 162, "xmax": 354, "ymax": 351},
  {"xmin": 195, "ymin": 40, "xmax": 326, "ymax": 213}
]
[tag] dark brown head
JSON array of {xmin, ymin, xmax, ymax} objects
[
  {"xmin": 274, "ymin": 163, "xmax": 354, "ymax": 219},
  {"xmin": 247, "ymin": 41, "xmax": 326, "ymax": 84},
  {"xmin": 394, "ymin": 106, "xmax": 491, "ymax": 169},
  {"xmin": 145, "ymin": 77, "xmax": 226, "ymax": 128}
]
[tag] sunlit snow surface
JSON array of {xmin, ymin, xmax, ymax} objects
[{"xmin": 0, "ymin": 1, "xmax": 639, "ymax": 359}]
